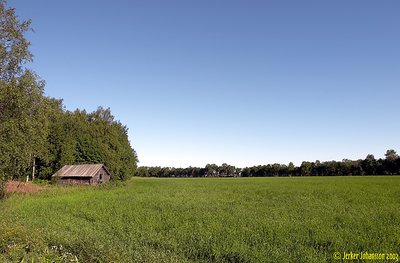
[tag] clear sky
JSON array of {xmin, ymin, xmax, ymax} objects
[{"xmin": 9, "ymin": 0, "xmax": 400, "ymax": 167}]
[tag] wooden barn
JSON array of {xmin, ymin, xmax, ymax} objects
[{"xmin": 52, "ymin": 164, "xmax": 111, "ymax": 185}]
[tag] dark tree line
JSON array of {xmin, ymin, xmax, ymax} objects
[
  {"xmin": 0, "ymin": 0, "xmax": 137, "ymax": 198},
  {"xmin": 136, "ymin": 150, "xmax": 400, "ymax": 178},
  {"xmin": 135, "ymin": 163, "xmax": 241, "ymax": 178}
]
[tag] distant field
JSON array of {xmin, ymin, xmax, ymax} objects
[{"xmin": 1, "ymin": 177, "xmax": 400, "ymax": 262}]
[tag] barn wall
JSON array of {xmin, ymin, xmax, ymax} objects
[{"xmin": 58, "ymin": 177, "xmax": 91, "ymax": 185}]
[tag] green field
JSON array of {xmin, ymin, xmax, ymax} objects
[{"xmin": 1, "ymin": 177, "xmax": 400, "ymax": 262}]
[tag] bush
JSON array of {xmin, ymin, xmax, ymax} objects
[
  {"xmin": 0, "ymin": 173, "xmax": 5, "ymax": 200},
  {"xmin": 0, "ymin": 181, "xmax": 4, "ymax": 200},
  {"xmin": 32, "ymin": 179, "xmax": 50, "ymax": 185}
]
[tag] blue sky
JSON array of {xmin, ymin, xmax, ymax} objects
[{"xmin": 10, "ymin": 0, "xmax": 400, "ymax": 167}]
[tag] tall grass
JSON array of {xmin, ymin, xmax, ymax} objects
[{"xmin": 1, "ymin": 177, "xmax": 400, "ymax": 262}]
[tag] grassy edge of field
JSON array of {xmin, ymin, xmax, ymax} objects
[
  {"xmin": 1, "ymin": 176, "xmax": 400, "ymax": 262},
  {"xmin": 0, "ymin": 182, "xmax": 128, "ymax": 262}
]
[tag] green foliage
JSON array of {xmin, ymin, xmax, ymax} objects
[
  {"xmin": 385, "ymin": 149, "xmax": 399, "ymax": 161},
  {"xmin": 137, "ymin": 149, "xmax": 400, "ymax": 178},
  {"xmin": 0, "ymin": 70, "xmax": 48, "ymax": 180},
  {"xmin": 0, "ymin": 0, "xmax": 33, "ymax": 81},
  {"xmin": 0, "ymin": 171, "xmax": 4, "ymax": 199},
  {"xmin": 39, "ymin": 107, "xmax": 138, "ymax": 180},
  {"xmin": 36, "ymin": 106, "xmax": 138, "ymax": 181},
  {"xmin": 32, "ymin": 179, "xmax": 49, "ymax": 186},
  {"xmin": 0, "ymin": 0, "xmax": 48, "ymax": 187},
  {"xmin": 0, "ymin": 0, "xmax": 44, "ymax": 189},
  {"xmin": 0, "ymin": 177, "xmax": 399, "ymax": 262}
]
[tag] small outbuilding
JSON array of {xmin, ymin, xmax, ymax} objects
[{"xmin": 52, "ymin": 164, "xmax": 111, "ymax": 185}]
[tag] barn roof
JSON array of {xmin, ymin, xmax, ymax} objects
[{"xmin": 52, "ymin": 164, "xmax": 110, "ymax": 178}]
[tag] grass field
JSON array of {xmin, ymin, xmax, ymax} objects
[{"xmin": 1, "ymin": 177, "xmax": 400, "ymax": 262}]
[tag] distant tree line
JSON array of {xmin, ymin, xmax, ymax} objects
[
  {"xmin": 135, "ymin": 163, "xmax": 241, "ymax": 178},
  {"xmin": 0, "ymin": 0, "xmax": 137, "ymax": 198},
  {"xmin": 136, "ymin": 150, "xmax": 400, "ymax": 178}
]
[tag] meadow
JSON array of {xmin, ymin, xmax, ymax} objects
[{"xmin": 1, "ymin": 177, "xmax": 400, "ymax": 262}]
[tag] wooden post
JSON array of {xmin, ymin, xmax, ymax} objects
[
  {"xmin": 26, "ymin": 154, "xmax": 30, "ymax": 182},
  {"xmin": 32, "ymin": 157, "xmax": 35, "ymax": 181}
]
